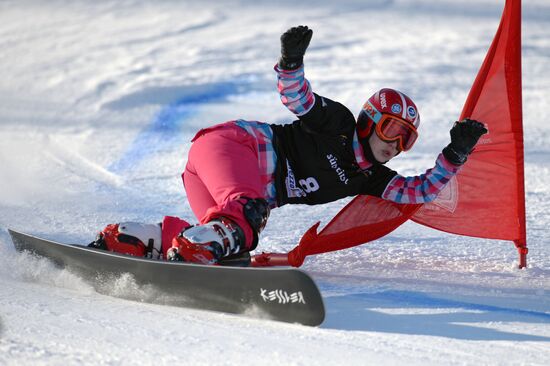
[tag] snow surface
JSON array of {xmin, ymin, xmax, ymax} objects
[{"xmin": 1, "ymin": 0, "xmax": 550, "ymax": 364}]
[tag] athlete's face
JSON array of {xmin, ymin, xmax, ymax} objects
[{"xmin": 368, "ymin": 132, "xmax": 400, "ymax": 164}]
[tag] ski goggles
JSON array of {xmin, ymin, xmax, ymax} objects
[{"xmin": 374, "ymin": 114, "xmax": 418, "ymax": 152}]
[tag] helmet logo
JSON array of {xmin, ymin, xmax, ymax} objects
[
  {"xmin": 391, "ymin": 103, "xmax": 402, "ymax": 114},
  {"xmin": 407, "ymin": 106, "xmax": 417, "ymax": 119},
  {"xmin": 380, "ymin": 93, "xmax": 388, "ymax": 108}
]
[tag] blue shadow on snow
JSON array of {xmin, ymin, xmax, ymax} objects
[
  {"xmin": 108, "ymin": 82, "xmax": 237, "ymax": 173},
  {"xmin": 322, "ymin": 289, "xmax": 550, "ymax": 341}
]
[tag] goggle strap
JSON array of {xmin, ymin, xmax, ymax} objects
[{"xmin": 362, "ymin": 101, "xmax": 383, "ymax": 124}]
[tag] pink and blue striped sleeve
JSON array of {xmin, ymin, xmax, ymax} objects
[
  {"xmin": 382, "ymin": 154, "xmax": 461, "ymax": 204},
  {"xmin": 275, "ymin": 64, "xmax": 315, "ymax": 116}
]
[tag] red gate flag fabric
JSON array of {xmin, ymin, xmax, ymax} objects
[
  {"xmin": 411, "ymin": 0, "xmax": 526, "ymax": 267},
  {"xmin": 284, "ymin": 197, "xmax": 422, "ymax": 267},
  {"xmin": 261, "ymin": 0, "xmax": 526, "ymax": 268}
]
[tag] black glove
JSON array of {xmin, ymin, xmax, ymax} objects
[
  {"xmin": 278, "ymin": 25, "xmax": 313, "ymax": 70},
  {"xmin": 442, "ymin": 118, "xmax": 488, "ymax": 165}
]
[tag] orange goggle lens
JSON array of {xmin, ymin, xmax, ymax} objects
[{"xmin": 375, "ymin": 116, "xmax": 418, "ymax": 151}]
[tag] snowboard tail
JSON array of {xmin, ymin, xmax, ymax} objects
[{"xmin": 8, "ymin": 229, "xmax": 325, "ymax": 326}]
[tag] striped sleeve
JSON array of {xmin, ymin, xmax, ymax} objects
[
  {"xmin": 381, "ymin": 154, "xmax": 461, "ymax": 204},
  {"xmin": 274, "ymin": 64, "xmax": 315, "ymax": 116}
]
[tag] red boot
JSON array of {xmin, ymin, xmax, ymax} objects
[
  {"xmin": 88, "ymin": 222, "xmax": 163, "ymax": 258},
  {"xmin": 166, "ymin": 218, "xmax": 245, "ymax": 265}
]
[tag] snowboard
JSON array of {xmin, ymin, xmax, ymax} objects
[{"xmin": 8, "ymin": 229, "xmax": 325, "ymax": 326}]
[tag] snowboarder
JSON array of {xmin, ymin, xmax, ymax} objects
[{"xmin": 89, "ymin": 25, "xmax": 487, "ymax": 265}]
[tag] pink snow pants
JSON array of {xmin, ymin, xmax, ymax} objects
[{"xmin": 182, "ymin": 122, "xmax": 264, "ymax": 250}]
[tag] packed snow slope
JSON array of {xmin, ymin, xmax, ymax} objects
[{"xmin": 1, "ymin": 0, "xmax": 550, "ymax": 365}]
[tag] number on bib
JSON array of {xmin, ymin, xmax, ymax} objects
[{"xmin": 299, "ymin": 177, "xmax": 319, "ymax": 193}]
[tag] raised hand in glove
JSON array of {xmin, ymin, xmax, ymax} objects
[
  {"xmin": 442, "ymin": 118, "xmax": 488, "ymax": 165},
  {"xmin": 278, "ymin": 25, "xmax": 313, "ymax": 70}
]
